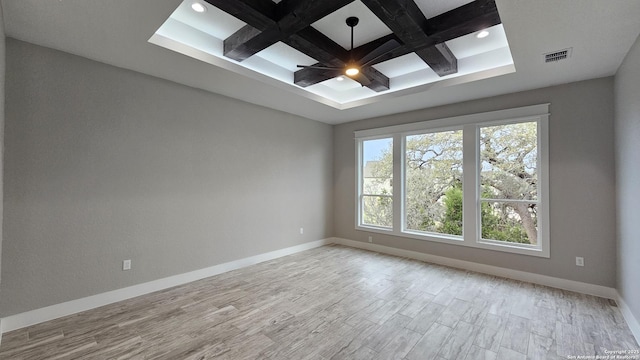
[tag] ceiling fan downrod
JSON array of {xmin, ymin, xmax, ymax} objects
[{"xmin": 345, "ymin": 16, "xmax": 359, "ymax": 51}]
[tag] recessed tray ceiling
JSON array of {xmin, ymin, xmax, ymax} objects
[{"xmin": 149, "ymin": 0, "xmax": 514, "ymax": 109}]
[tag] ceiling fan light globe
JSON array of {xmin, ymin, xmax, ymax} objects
[{"xmin": 345, "ymin": 67, "xmax": 360, "ymax": 76}]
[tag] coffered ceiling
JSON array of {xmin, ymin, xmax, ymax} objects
[
  {"xmin": 2, "ymin": 0, "xmax": 640, "ymax": 124},
  {"xmin": 151, "ymin": 0, "xmax": 513, "ymax": 107}
]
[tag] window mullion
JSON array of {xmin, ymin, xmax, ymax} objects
[
  {"xmin": 392, "ymin": 133, "xmax": 403, "ymax": 233},
  {"xmin": 462, "ymin": 124, "xmax": 479, "ymax": 245}
]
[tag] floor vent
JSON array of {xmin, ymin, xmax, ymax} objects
[{"xmin": 544, "ymin": 48, "xmax": 572, "ymax": 63}]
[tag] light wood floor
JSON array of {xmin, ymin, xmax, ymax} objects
[{"xmin": 1, "ymin": 245, "xmax": 638, "ymax": 360}]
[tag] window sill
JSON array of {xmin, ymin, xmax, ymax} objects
[{"xmin": 356, "ymin": 226, "xmax": 549, "ymax": 258}]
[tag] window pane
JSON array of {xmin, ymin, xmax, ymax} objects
[
  {"xmin": 405, "ymin": 130, "xmax": 463, "ymax": 236},
  {"xmin": 481, "ymin": 201, "xmax": 538, "ymax": 245},
  {"xmin": 480, "ymin": 122, "xmax": 537, "ymax": 200},
  {"xmin": 362, "ymin": 138, "xmax": 393, "ymax": 196},
  {"xmin": 361, "ymin": 138, "xmax": 393, "ymax": 228},
  {"xmin": 362, "ymin": 195, "xmax": 392, "ymax": 228}
]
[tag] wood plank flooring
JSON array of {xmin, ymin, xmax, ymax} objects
[{"xmin": 1, "ymin": 245, "xmax": 638, "ymax": 359}]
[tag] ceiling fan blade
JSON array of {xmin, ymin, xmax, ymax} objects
[
  {"xmin": 360, "ymin": 39, "xmax": 401, "ymax": 67},
  {"xmin": 349, "ymin": 72, "xmax": 372, "ymax": 86},
  {"xmin": 297, "ymin": 65, "xmax": 341, "ymax": 70}
]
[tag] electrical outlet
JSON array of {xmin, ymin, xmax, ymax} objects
[
  {"xmin": 368, "ymin": 236, "xmax": 373, "ymax": 243},
  {"xmin": 123, "ymin": 259, "xmax": 132, "ymax": 271},
  {"xmin": 300, "ymin": 227, "xmax": 304, "ymax": 235},
  {"xmin": 575, "ymin": 257, "xmax": 584, "ymax": 267}
]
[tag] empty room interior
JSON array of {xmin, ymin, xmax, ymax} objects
[{"xmin": 0, "ymin": 0, "xmax": 639, "ymax": 359}]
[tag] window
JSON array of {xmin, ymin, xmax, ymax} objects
[
  {"xmin": 479, "ymin": 122, "xmax": 540, "ymax": 246},
  {"xmin": 404, "ymin": 129, "xmax": 463, "ymax": 237},
  {"xmin": 356, "ymin": 104, "xmax": 550, "ymax": 257},
  {"xmin": 359, "ymin": 138, "xmax": 393, "ymax": 228}
]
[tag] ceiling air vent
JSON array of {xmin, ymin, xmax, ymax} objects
[{"xmin": 544, "ymin": 48, "xmax": 572, "ymax": 63}]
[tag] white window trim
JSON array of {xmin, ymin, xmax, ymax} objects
[
  {"xmin": 355, "ymin": 134, "xmax": 395, "ymax": 231},
  {"xmin": 355, "ymin": 104, "xmax": 550, "ymax": 258}
]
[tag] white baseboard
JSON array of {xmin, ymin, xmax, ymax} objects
[
  {"xmin": 617, "ymin": 292, "xmax": 640, "ymax": 345},
  {"xmin": 0, "ymin": 239, "xmax": 331, "ymax": 334},
  {"xmin": 331, "ymin": 237, "xmax": 618, "ymax": 299}
]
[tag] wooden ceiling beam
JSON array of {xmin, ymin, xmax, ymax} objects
[
  {"xmin": 416, "ymin": 43, "xmax": 457, "ymax": 76},
  {"xmin": 293, "ymin": 66, "xmax": 342, "ymax": 87},
  {"xmin": 425, "ymin": 0, "xmax": 501, "ymax": 43},
  {"xmin": 360, "ymin": 0, "xmax": 458, "ymax": 76},
  {"xmin": 221, "ymin": 0, "xmax": 354, "ymax": 62},
  {"xmin": 346, "ymin": 1, "xmax": 501, "ymax": 67},
  {"xmin": 276, "ymin": 0, "xmax": 356, "ymax": 35},
  {"xmin": 361, "ymin": 67, "xmax": 390, "ymax": 91},
  {"xmin": 209, "ymin": 0, "xmax": 501, "ymax": 91},
  {"xmin": 224, "ymin": 26, "xmax": 280, "ymax": 62}
]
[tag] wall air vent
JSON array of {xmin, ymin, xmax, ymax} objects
[{"xmin": 544, "ymin": 48, "xmax": 572, "ymax": 63}]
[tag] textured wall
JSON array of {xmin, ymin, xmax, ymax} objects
[
  {"xmin": 0, "ymin": 39, "xmax": 333, "ymax": 316},
  {"xmin": 334, "ymin": 77, "xmax": 617, "ymax": 287},
  {"xmin": 615, "ymin": 34, "xmax": 640, "ymax": 323}
]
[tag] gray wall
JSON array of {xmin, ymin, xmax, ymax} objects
[
  {"xmin": 0, "ymin": 39, "xmax": 333, "ymax": 317},
  {"xmin": 615, "ymin": 34, "xmax": 640, "ymax": 322},
  {"xmin": 0, "ymin": 2, "xmax": 5, "ymax": 286},
  {"xmin": 334, "ymin": 77, "xmax": 617, "ymax": 287}
]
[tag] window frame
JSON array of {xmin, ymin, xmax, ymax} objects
[
  {"xmin": 402, "ymin": 126, "xmax": 465, "ymax": 241},
  {"xmin": 355, "ymin": 104, "xmax": 550, "ymax": 258},
  {"xmin": 356, "ymin": 135, "xmax": 395, "ymax": 231}
]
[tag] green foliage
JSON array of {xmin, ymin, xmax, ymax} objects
[
  {"xmin": 432, "ymin": 185, "xmax": 531, "ymax": 243},
  {"xmin": 437, "ymin": 184, "xmax": 463, "ymax": 236}
]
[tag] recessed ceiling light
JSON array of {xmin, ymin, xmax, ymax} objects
[
  {"xmin": 476, "ymin": 30, "xmax": 489, "ymax": 39},
  {"xmin": 336, "ymin": 76, "xmax": 345, "ymax": 81},
  {"xmin": 191, "ymin": 2, "xmax": 207, "ymax": 13}
]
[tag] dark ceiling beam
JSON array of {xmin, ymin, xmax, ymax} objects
[
  {"xmin": 210, "ymin": 0, "xmax": 500, "ymax": 91},
  {"xmin": 416, "ymin": 43, "xmax": 457, "ymax": 76},
  {"xmin": 361, "ymin": 67, "xmax": 390, "ymax": 91},
  {"xmin": 360, "ymin": 0, "xmax": 458, "ymax": 76},
  {"xmin": 425, "ymin": 0, "xmax": 501, "ymax": 43},
  {"xmin": 224, "ymin": 26, "xmax": 280, "ymax": 62},
  {"xmin": 276, "ymin": 0, "xmax": 356, "ymax": 35},
  {"xmin": 348, "ymin": 1, "xmax": 501, "ymax": 67},
  {"xmin": 294, "ymin": 66, "xmax": 342, "ymax": 87},
  {"xmin": 221, "ymin": 0, "xmax": 355, "ymax": 62}
]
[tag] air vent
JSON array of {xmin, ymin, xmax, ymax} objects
[{"xmin": 544, "ymin": 48, "xmax": 572, "ymax": 63}]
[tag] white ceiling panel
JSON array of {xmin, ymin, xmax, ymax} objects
[
  {"xmin": 446, "ymin": 24, "xmax": 509, "ymax": 59},
  {"xmin": 255, "ymin": 42, "xmax": 318, "ymax": 71},
  {"xmin": 311, "ymin": 1, "xmax": 393, "ymax": 49},
  {"xmin": 373, "ymin": 53, "xmax": 430, "ymax": 77}
]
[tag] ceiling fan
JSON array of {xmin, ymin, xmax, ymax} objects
[{"xmin": 296, "ymin": 17, "xmax": 400, "ymax": 86}]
